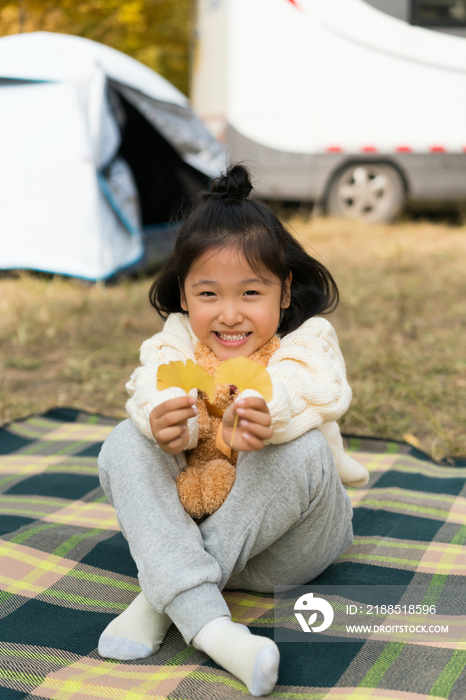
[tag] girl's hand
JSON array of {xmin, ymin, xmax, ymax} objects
[
  {"xmin": 150, "ymin": 396, "xmax": 198, "ymax": 455},
  {"xmin": 222, "ymin": 397, "xmax": 273, "ymax": 452}
]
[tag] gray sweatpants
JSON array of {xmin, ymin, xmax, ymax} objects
[{"xmin": 98, "ymin": 419, "xmax": 353, "ymax": 645}]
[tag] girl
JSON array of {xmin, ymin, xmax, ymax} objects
[{"xmin": 97, "ymin": 165, "xmax": 368, "ymax": 697}]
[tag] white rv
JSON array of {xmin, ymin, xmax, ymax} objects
[{"xmin": 192, "ymin": 0, "xmax": 466, "ymax": 221}]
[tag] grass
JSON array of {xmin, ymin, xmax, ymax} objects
[
  {"xmin": 292, "ymin": 216, "xmax": 466, "ymax": 462},
  {"xmin": 1, "ymin": 215, "xmax": 465, "ymax": 462}
]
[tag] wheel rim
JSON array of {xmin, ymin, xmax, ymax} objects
[{"xmin": 335, "ymin": 165, "xmax": 397, "ymax": 220}]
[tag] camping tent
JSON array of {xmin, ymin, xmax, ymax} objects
[{"xmin": 0, "ymin": 32, "xmax": 227, "ymax": 280}]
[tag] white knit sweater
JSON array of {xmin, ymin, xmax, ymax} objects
[{"xmin": 126, "ymin": 313, "xmax": 369, "ymax": 488}]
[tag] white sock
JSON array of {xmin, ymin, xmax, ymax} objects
[
  {"xmin": 98, "ymin": 591, "xmax": 172, "ymax": 660},
  {"xmin": 193, "ymin": 617, "xmax": 280, "ymax": 697}
]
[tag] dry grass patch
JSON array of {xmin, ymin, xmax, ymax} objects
[
  {"xmin": 0, "ymin": 275, "xmax": 164, "ymax": 423},
  {"xmin": 291, "ymin": 217, "xmax": 466, "ymax": 461},
  {"xmin": 1, "ymin": 216, "xmax": 465, "ymax": 462}
]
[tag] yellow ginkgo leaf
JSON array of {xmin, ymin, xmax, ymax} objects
[
  {"xmin": 157, "ymin": 360, "xmax": 216, "ymax": 402},
  {"xmin": 403, "ymin": 433, "xmax": 420, "ymax": 449},
  {"xmin": 214, "ymin": 357, "xmax": 273, "ymax": 402}
]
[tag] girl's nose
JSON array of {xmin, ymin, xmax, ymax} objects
[{"xmin": 218, "ymin": 304, "xmax": 243, "ymax": 325}]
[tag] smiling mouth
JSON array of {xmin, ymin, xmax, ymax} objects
[{"xmin": 214, "ymin": 331, "xmax": 251, "ymax": 341}]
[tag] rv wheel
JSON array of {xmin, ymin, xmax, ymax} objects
[{"xmin": 326, "ymin": 163, "xmax": 405, "ymax": 222}]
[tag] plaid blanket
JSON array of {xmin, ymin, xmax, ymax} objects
[{"xmin": 1, "ymin": 408, "xmax": 465, "ymax": 699}]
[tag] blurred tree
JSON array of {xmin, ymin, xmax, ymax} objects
[{"xmin": 0, "ymin": 0, "xmax": 191, "ymax": 94}]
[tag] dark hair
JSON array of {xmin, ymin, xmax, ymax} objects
[{"xmin": 149, "ymin": 164, "xmax": 338, "ymax": 337}]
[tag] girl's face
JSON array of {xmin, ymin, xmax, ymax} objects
[{"xmin": 180, "ymin": 245, "xmax": 291, "ymax": 360}]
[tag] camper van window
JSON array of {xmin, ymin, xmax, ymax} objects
[{"xmin": 411, "ymin": 0, "xmax": 466, "ymax": 26}]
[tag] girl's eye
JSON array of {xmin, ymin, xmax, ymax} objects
[
  {"xmin": 200, "ymin": 291, "xmax": 215, "ymax": 297},
  {"xmin": 244, "ymin": 290, "xmax": 259, "ymax": 296}
]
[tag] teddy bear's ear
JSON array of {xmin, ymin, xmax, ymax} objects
[
  {"xmin": 157, "ymin": 360, "xmax": 216, "ymax": 401},
  {"xmin": 214, "ymin": 357, "xmax": 273, "ymax": 401}
]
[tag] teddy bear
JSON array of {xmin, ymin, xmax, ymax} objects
[{"xmin": 176, "ymin": 334, "xmax": 281, "ymax": 520}]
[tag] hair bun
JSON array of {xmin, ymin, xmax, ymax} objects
[{"xmin": 209, "ymin": 164, "xmax": 253, "ymax": 200}]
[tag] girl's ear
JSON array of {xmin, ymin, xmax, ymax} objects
[
  {"xmin": 281, "ymin": 272, "xmax": 292, "ymax": 309},
  {"xmin": 179, "ymin": 276, "xmax": 188, "ymax": 311}
]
